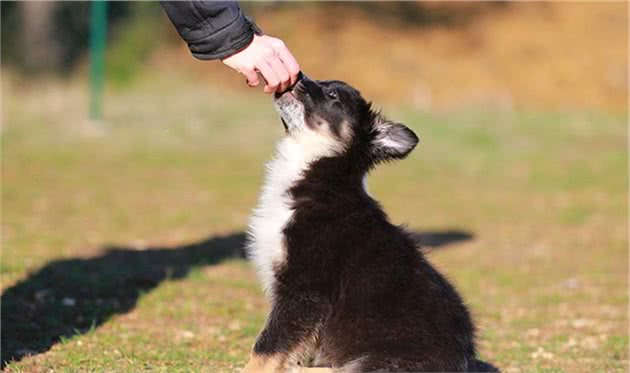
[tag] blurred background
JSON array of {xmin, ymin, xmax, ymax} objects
[
  {"xmin": 2, "ymin": 2, "xmax": 628, "ymax": 372},
  {"xmin": 2, "ymin": 2, "xmax": 627, "ymax": 109}
]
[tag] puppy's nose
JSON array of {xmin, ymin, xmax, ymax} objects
[
  {"xmin": 287, "ymin": 72, "xmax": 305, "ymax": 93},
  {"xmin": 297, "ymin": 71, "xmax": 312, "ymax": 83}
]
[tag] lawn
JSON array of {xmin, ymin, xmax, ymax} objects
[{"xmin": 2, "ymin": 74, "xmax": 627, "ymax": 372}]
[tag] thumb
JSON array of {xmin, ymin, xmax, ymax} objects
[{"xmin": 241, "ymin": 68, "xmax": 260, "ymax": 87}]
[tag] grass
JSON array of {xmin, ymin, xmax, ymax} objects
[{"xmin": 2, "ymin": 73, "xmax": 627, "ymax": 372}]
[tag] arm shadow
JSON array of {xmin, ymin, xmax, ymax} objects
[{"xmin": 412, "ymin": 230, "xmax": 475, "ymax": 251}]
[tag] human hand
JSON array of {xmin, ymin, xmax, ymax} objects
[{"xmin": 221, "ymin": 34, "xmax": 300, "ymax": 94}]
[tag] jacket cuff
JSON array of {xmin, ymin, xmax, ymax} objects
[{"xmin": 189, "ymin": 11, "xmax": 263, "ymax": 61}]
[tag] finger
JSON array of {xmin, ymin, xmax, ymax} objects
[
  {"xmin": 240, "ymin": 67, "xmax": 260, "ymax": 87},
  {"xmin": 266, "ymin": 54, "xmax": 291, "ymax": 93},
  {"xmin": 257, "ymin": 61, "xmax": 280, "ymax": 94},
  {"xmin": 275, "ymin": 45, "xmax": 300, "ymax": 86}
]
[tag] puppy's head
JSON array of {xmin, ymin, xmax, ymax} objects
[{"xmin": 273, "ymin": 73, "xmax": 419, "ymax": 171}]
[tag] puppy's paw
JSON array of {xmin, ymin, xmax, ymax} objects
[
  {"xmin": 294, "ymin": 368, "xmax": 334, "ymax": 373},
  {"xmin": 241, "ymin": 353, "xmax": 283, "ymax": 373}
]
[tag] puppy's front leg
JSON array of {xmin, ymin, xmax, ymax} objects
[{"xmin": 243, "ymin": 290, "xmax": 330, "ymax": 373}]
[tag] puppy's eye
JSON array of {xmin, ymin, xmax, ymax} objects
[{"xmin": 327, "ymin": 90, "xmax": 338, "ymax": 100}]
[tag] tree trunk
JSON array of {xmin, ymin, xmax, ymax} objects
[{"xmin": 20, "ymin": 1, "xmax": 61, "ymax": 71}]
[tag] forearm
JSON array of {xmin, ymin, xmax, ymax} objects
[
  {"xmin": 160, "ymin": 1, "xmax": 261, "ymax": 60},
  {"xmin": 161, "ymin": 0, "xmax": 299, "ymax": 94}
]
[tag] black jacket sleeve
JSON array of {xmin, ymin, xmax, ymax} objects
[{"xmin": 160, "ymin": 1, "xmax": 262, "ymax": 60}]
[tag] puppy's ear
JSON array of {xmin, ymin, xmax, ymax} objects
[{"xmin": 371, "ymin": 114, "xmax": 419, "ymax": 161}]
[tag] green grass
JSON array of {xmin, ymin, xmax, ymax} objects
[{"xmin": 2, "ymin": 73, "xmax": 627, "ymax": 372}]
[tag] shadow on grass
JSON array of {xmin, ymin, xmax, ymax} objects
[{"xmin": 1, "ymin": 229, "xmax": 472, "ymax": 367}]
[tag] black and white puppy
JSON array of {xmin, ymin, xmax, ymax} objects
[{"xmin": 244, "ymin": 74, "xmax": 497, "ymax": 373}]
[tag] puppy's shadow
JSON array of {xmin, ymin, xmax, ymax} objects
[
  {"xmin": 1, "ymin": 229, "xmax": 472, "ymax": 367},
  {"xmin": 1, "ymin": 232, "xmax": 246, "ymax": 368}
]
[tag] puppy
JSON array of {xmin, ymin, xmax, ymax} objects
[{"xmin": 244, "ymin": 74, "xmax": 497, "ymax": 372}]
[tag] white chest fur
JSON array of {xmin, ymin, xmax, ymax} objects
[{"xmin": 247, "ymin": 132, "xmax": 343, "ymax": 297}]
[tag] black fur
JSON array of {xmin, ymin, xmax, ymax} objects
[{"xmin": 252, "ymin": 76, "xmax": 498, "ymax": 372}]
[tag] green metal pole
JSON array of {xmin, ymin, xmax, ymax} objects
[{"xmin": 89, "ymin": 0, "xmax": 107, "ymax": 120}]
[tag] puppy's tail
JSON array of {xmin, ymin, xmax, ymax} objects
[{"xmin": 468, "ymin": 359, "xmax": 500, "ymax": 372}]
